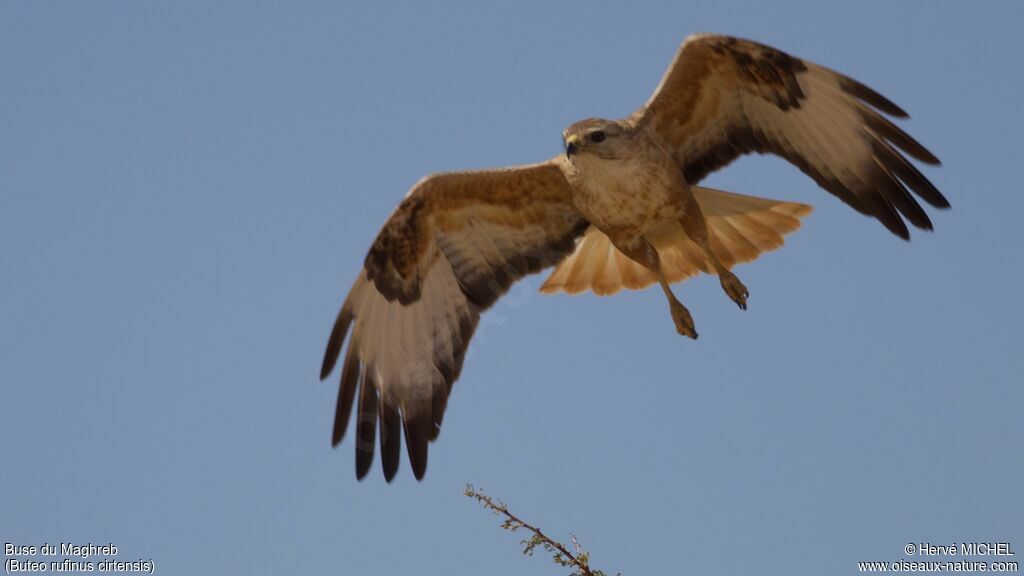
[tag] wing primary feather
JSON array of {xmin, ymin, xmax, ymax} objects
[
  {"xmin": 354, "ymin": 368, "xmax": 378, "ymax": 480},
  {"xmin": 836, "ymin": 75, "xmax": 909, "ymax": 118},
  {"xmin": 331, "ymin": 340, "xmax": 361, "ymax": 446},
  {"xmin": 402, "ymin": 408, "xmax": 431, "ymax": 481},
  {"xmin": 869, "ymin": 135, "xmax": 950, "ymax": 209},
  {"xmin": 320, "ymin": 306, "xmax": 353, "ymax": 380},
  {"xmin": 783, "ymin": 143, "xmax": 870, "ymax": 215},
  {"xmin": 379, "ymin": 399, "xmax": 402, "ymax": 483},
  {"xmin": 860, "ymin": 106, "xmax": 940, "ymax": 165},
  {"xmin": 861, "ymin": 187, "xmax": 910, "ymax": 240},
  {"xmin": 870, "ymin": 158, "xmax": 934, "ymax": 231}
]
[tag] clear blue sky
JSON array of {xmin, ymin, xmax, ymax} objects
[{"xmin": 2, "ymin": 2, "xmax": 1021, "ymax": 575}]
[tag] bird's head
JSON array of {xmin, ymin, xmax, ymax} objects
[{"xmin": 563, "ymin": 119, "xmax": 633, "ymax": 161}]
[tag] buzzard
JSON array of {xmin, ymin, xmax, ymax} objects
[{"xmin": 320, "ymin": 34, "xmax": 947, "ymax": 481}]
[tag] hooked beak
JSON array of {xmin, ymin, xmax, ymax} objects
[{"xmin": 564, "ymin": 134, "xmax": 579, "ymax": 159}]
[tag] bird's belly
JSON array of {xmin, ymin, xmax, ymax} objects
[{"xmin": 571, "ymin": 167, "xmax": 683, "ymax": 236}]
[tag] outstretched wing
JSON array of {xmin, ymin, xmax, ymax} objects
[
  {"xmin": 635, "ymin": 33, "xmax": 948, "ymax": 239},
  {"xmin": 320, "ymin": 160, "xmax": 587, "ymax": 481}
]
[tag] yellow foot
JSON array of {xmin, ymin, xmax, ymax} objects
[
  {"xmin": 720, "ymin": 271, "xmax": 749, "ymax": 310},
  {"xmin": 669, "ymin": 300, "xmax": 698, "ymax": 339}
]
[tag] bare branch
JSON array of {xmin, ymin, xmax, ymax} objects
[{"xmin": 465, "ymin": 484, "xmax": 616, "ymax": 576}]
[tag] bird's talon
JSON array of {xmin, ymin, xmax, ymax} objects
[
  {"xmin": 720, "ymin": 271, "xmax": 749, "ymax": 310},
  {"xmin": 669, "ymin": 301, "xmax": 698, "ymax": 339}
]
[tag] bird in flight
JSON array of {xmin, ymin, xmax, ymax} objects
[{"xmin": 320, "ymin": 33, "xmax": 947, "ymax": 481}]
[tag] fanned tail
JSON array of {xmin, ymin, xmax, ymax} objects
[{"xmin": 540, "ymin": 187, "xmax": 812, "ymax": 296}]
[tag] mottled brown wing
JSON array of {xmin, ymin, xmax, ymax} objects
[
  {"xmin": 636, "ymin": 33, "xmax": 948, "ymax": 239},
  {"xmin": 320, "ymin": 159, "xmax": 587, "ymax": 482}
]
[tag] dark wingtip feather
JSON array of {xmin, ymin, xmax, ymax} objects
[
  {"xmin": 380, "ymin": 402, "xmax": 401, "ymax": 483},
  {"xmin": 839, "ymin": 76, "xmax": 908, "ymax": 118},
  {"xmin": 870, "ymin": 159, "xmax": 934, "ymax": 232},
  {"xmin": 863, "ymin": 192, "xmax": 910, "ymax": 240},
  {"xmin": 892, "ymin": 217, "xmax": 911, "ymax": 241},
  {"xmin": 862, "ymin": 110, "xmax": 941, "ymax": 166},
  {"xmin": 320, "ymin": 307, "xmax": 353, "ymax": 380},
  {"xmin": 354, "ymin": 373, "xmax": 378, "ymax": 480},
  {"xmin": 869, "ymin": 135, "xmax": 950, "ymax": 210},
  {"xmin": 403, "ymin": 414, "xmax": 431, "ymax": 481},
  {"xmin": 890, "ymin": 226, "xmax": 911, "ymax": 241},
  {"xmin": 331, "ymin": 344, "xmax": 361, "ymax": 447},
  {"xmin": 886, "ymin": 224, "xmax": 911, "ymax": 241}
]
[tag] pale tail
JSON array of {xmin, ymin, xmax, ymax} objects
[{"xmin": 540, "ymin": 187, "xmax": 812, "ymax": 296}]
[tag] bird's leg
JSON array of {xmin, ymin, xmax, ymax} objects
[
  {"xmin": 678, "ymin": 204, "xmax": 749, "ymax": 310},
  {"xmin": 659, "ymin": 276, "xmax": 698, "ymax": 339},
  {"xmin": 618, "ymin": 237, "xmax": 698, "ymax": 339}
]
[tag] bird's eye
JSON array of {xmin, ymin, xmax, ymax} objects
[{"xmin": 590, "ymin": 131, "xmax": 606, "ymax": 143}]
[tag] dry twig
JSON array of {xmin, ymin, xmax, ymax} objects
[{"xmin": 465, "ymin": 484, "xmax": 617, "ymax": 576}]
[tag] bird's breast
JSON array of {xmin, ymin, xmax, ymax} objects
[{"xmin": 568, "ymin": 156, "xmax": 685, "ymax": 234}]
